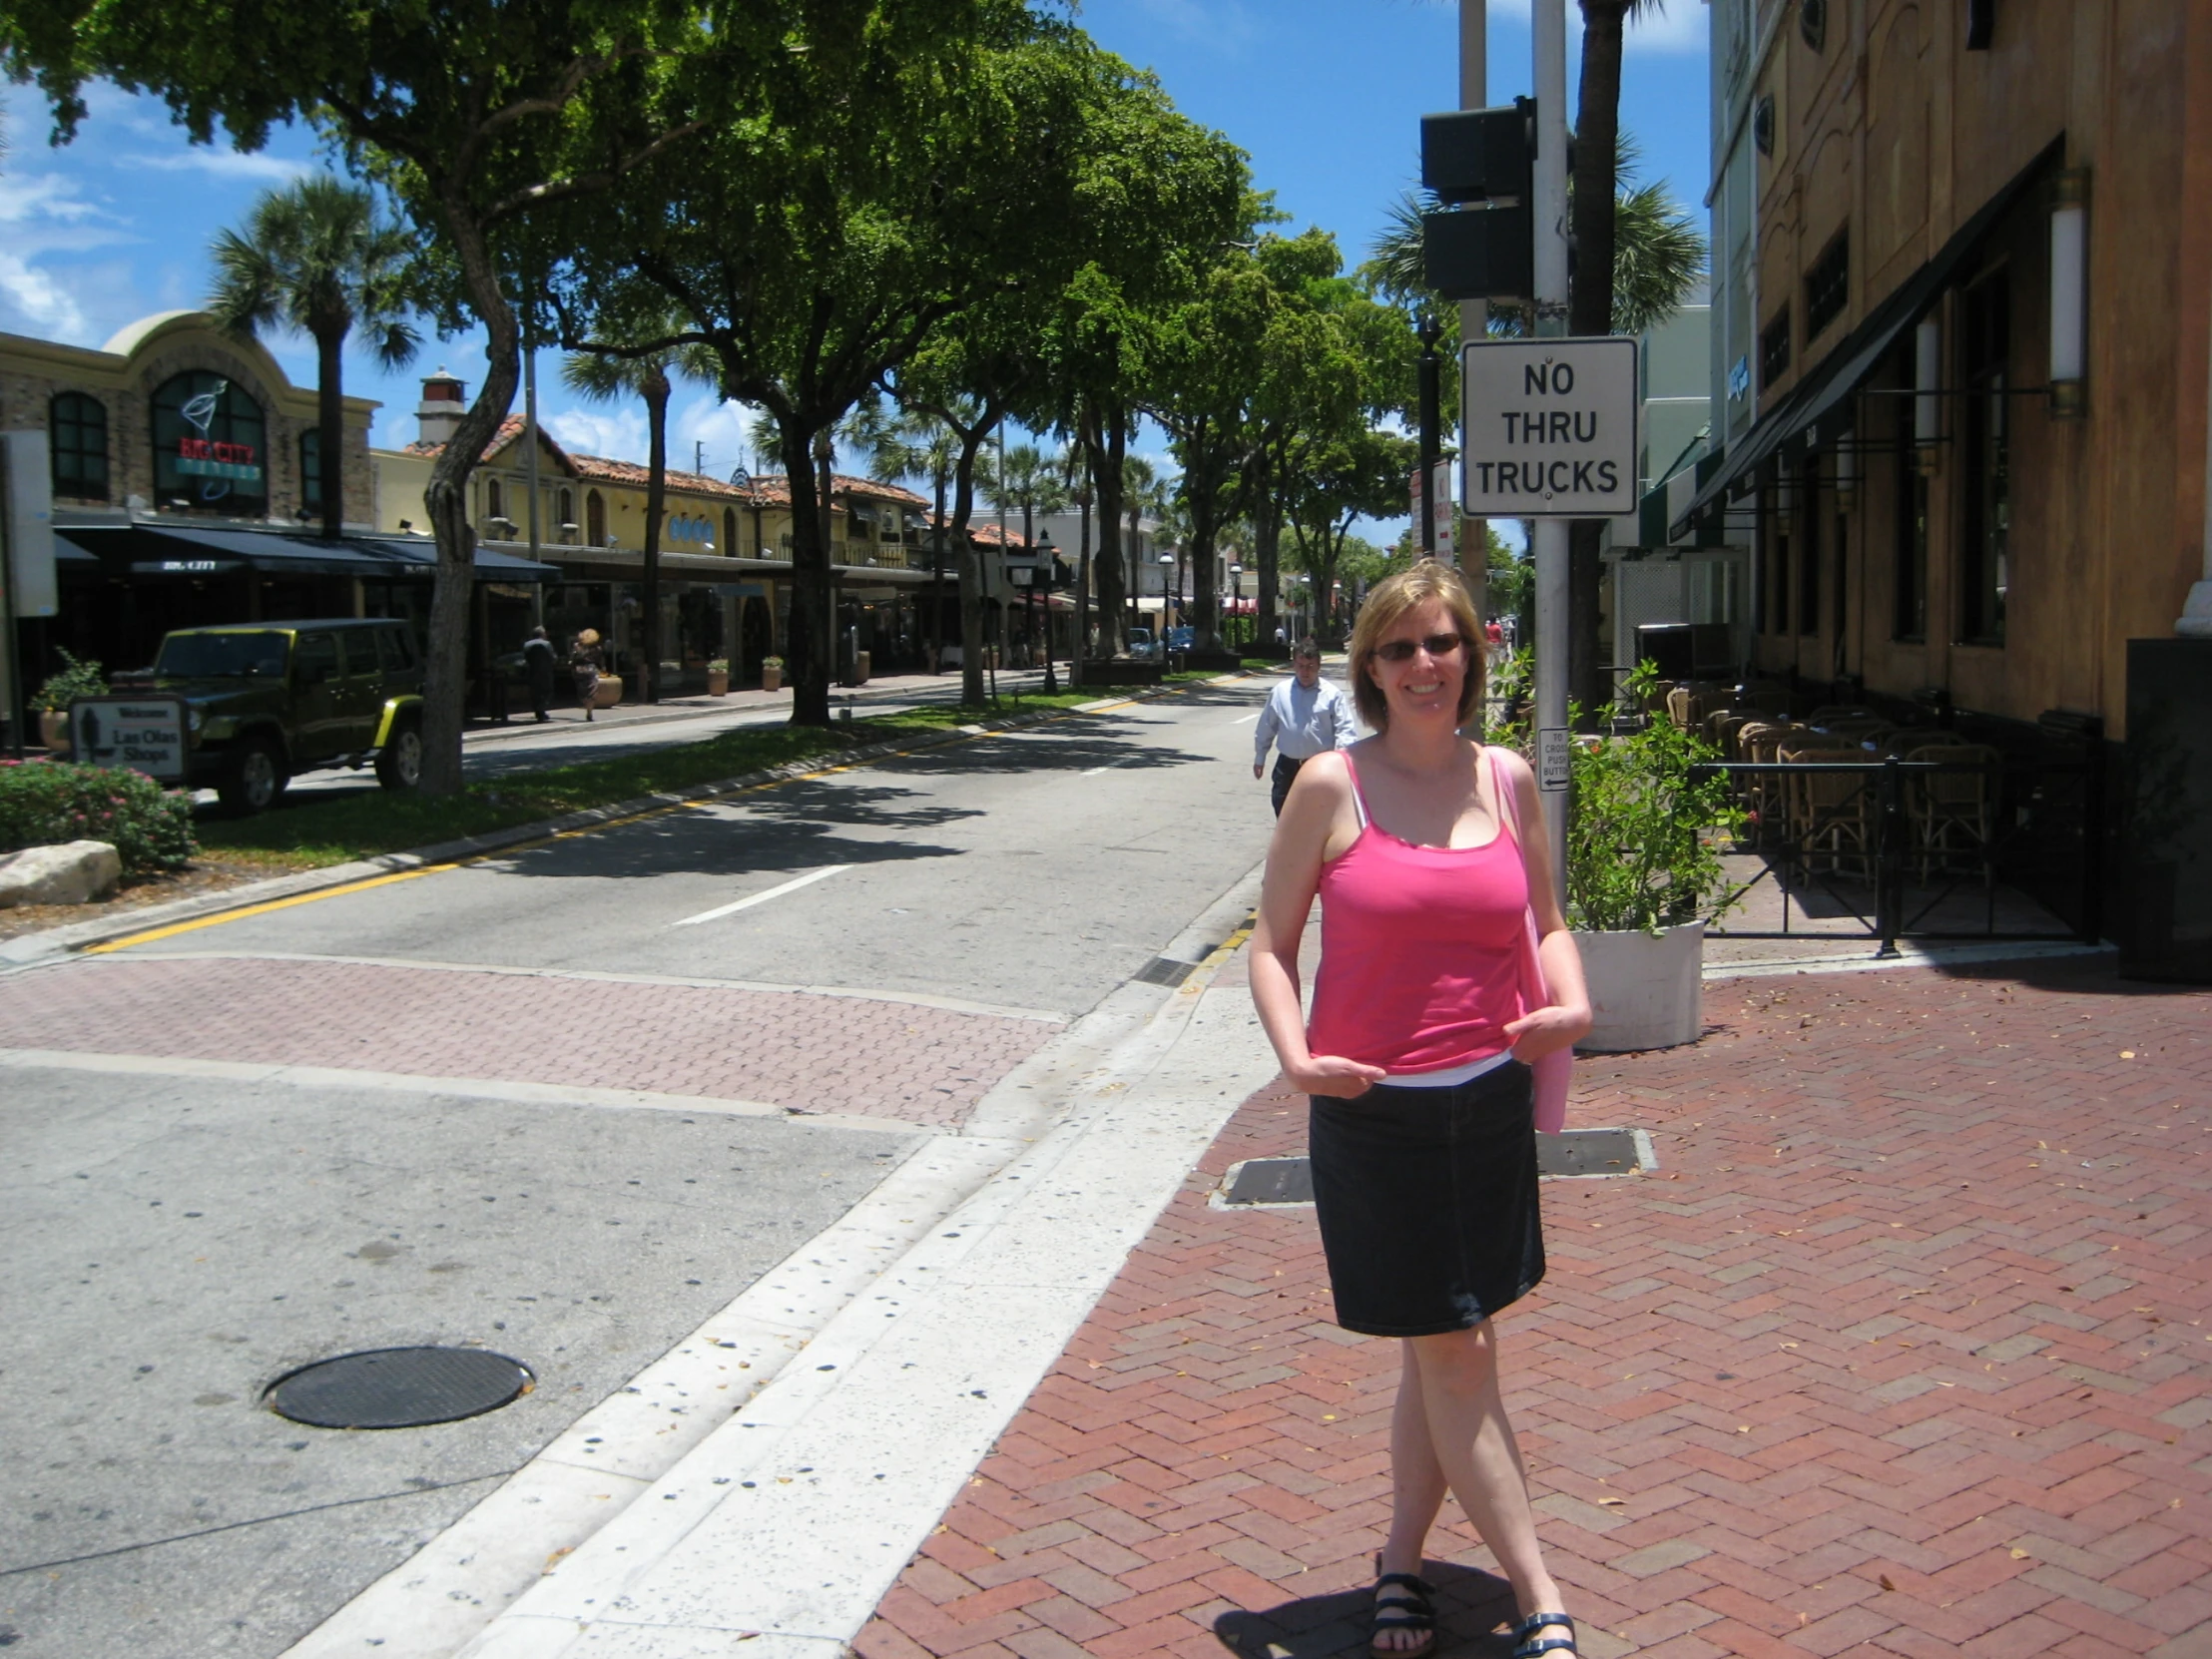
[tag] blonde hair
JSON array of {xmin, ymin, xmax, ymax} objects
[{"xmin": 1348, "ymin": 560, "xmax": 1484, "ymax": 731}]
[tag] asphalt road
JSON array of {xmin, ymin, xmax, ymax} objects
[{"xmin": 0, "ymin": 675, "xmax": 1283, "ymax": 1658}]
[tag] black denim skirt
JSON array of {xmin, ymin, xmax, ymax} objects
[{"xmin": 1309, "ymin": 1061, "xmax": 1545, "ymax": 1337}]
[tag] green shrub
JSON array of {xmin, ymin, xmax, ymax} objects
[
  {"xmin": 33, "ymin": 647, "xmax": 107, "ymax": 712},
  {"xmin": 0, "ymin": 760, "xmax": 197, "ymax": 874}
]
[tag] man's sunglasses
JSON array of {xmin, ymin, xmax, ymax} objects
[{"xmin": 1373, "ymin": 633, "xmax": 1466, "ymax": 663}]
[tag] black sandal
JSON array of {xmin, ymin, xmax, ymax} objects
[
  {"xmin": 1370, "ymin": 1572, "xmax": 1436, "ymax": 1656},
  {"xmin": 1511, "ymin": 1610, "xmax": 1578, "ymax": 1657}
]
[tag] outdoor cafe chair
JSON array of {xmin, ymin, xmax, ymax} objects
[
  {"xmin": 1779, "ymin": 741, "xmax": 1877, "ymax": 879},
  {"xmin": 1905, "ymin": 743, "xmax": 2000, "ymax": 881},
  {"xmin": 1739, "ymin": 722, "xmax": 1810, "ymax": 838},
  {"xmin": 1742, "ymin": 683, "xmax": 1795, "ymax": 718}
]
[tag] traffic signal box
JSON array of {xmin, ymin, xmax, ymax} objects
[{"xmin": 1419, "ymin": 98, "xmax": 1535, "ymax": 303}]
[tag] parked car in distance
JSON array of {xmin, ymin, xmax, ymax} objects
[
  {"xmin": 1125, "ymin": 628, "xmax": 1158, "ymax": 661},
  {"xmin": 1165, "ymin": 626, "xmax": 1195, "ymax": 653},
  {"xmin": 135, "ymin": 620, "xmax": 426, "ymax": 814}
]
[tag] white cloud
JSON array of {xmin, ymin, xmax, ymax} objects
[
  {"xmin": 125, "ymin": 148, "xmax": 310, "ymax": 183},
  {"xmin": 0, "ymin": 250, "xmax": 90, "ymax": 338},
  {"xmin": 1134, "ymin": 0, "xmax": 1259, "ymax": 52},
  {"xmin": 1481, "ymin": 0, "xmax": 1708, "ymax": 55},
  {"xmin": 672, "ymin": 394, "xmax": 765, "ymax": 478},
  {"xmin": 543, "ymin": 404, "xmax": 649, "ymax": 464}
]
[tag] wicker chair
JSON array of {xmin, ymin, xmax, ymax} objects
[
  {"xmin": 1906, "ymin": 743, "xmax": 2000, "ymax": 880},
  {"xmin": 1779, "ymin": 741, "xmax": 1876, "ymax": 878}
]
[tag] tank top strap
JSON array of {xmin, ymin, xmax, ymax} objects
[
  {"xmin": 1484, "ymin": 746, "xmax": 1522, "ymax": 845},
  {"xmin": 1341, "ymin": 748, "xmax": 1371, "ymax": 830}
]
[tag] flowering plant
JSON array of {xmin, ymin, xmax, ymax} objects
[{"xmin": 0, "ymin": 761, "xmax": 195, "ymax": 873}]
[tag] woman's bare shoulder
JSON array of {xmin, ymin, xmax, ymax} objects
[
  {"xmin": 1482, "ymin": 744, "xmax": 1535, "ymax": 787},
  {"xmin": 1295, "ymin": 747, "xmax": 1357, "ymax": 796}
]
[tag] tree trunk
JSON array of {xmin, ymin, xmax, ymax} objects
[
  {"xmin": 643, "ymin": 372, "xmax": 670, "ymax": 703},
  {"xmin": 951, "ymin": 430, "xmax": 989, "ymax": 706},
  {"xmin": 314, "ymin": 322, "xmax": 344, "ymax": 542},
  {"xmin": 928, "ymin": 465, "xmax": 948, "ymax": 670},
  {"xmin": 419, "ymin": 200, "xmax": 521, "ymax": 796},
  {"xmin": 1569, "ymin": 0, "xmax": 1628, "ymax": 720},
  {"xmin": 1082, "ymin": 408, "xmax": 1126, "ymax": 656},
  {"xmin": 1254, "ymin": 463, "xmax": 1286, "ymax": 651},
  {"xmin": 778, "ymin": 413, "xmax": 832, "ymax": 726}
]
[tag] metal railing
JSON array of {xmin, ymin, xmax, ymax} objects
[{"xmin": 1690, "ymin": 752, "xmax": 2103, "ymax": 955}]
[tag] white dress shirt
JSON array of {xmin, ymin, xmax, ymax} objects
[{"xmin": 1255, "ymin": 674, "xmax": 1357, "ymax": 767}]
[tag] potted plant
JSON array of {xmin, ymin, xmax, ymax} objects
[
  {"xmin": 34, "ymin": 648, "xmax": 107, "ymax": 755},
  {"xmin": 761, "ymin": 655, "xmax": 784, "ymax": 693},
  {"xmin": 706, "ymin": 658, "xmax": 730, "ymax": 697},
  {"xmin": 1562, "ymin": 661, "xmax": 1745, "ymax": 1051}
]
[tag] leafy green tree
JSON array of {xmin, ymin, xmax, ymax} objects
[
  {"xmin": 860, "ymin": 405, "xmax": 966, "ymax": 668},
  {"xmin": 560, "ymin": 327, "xmax": 716, "ymax": 702},
  {"xmin": 208, "ymin": 175, "xmax": 419, "ymax": 541},
  {"xmin": 6, "ymin": 0, "xmax": 739, "ymax": 792},
  {"xmin": 1281, "ymin": 424, "xmax": 1417, "ymax": 645}
]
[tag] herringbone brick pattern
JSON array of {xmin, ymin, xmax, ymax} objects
[
  {"xmin": 856, "ymin": 959, "xmax": 2212, "ymax": 1657},
  {"xmin": 0, "ymin": 955, "xmax": 1054, "ymax": 1128}
]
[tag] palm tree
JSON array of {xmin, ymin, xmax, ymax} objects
[
  {"xmin": 984, "ymin": 442, "xmax": 1068, "ymax": 666},
  {"xmin": 209, "ymin": 175, "xmax": 418, "ymax": 540},
  {"xmin": 864, "ymin": 404, "xmax": 967, "ymax": 668},
  {"xmin": 562, "ymin": 339, "xmax": 717, "ymax": 702},
  {"xmin": 1122, "ymin": 454, "xmax": 1173, "ymax": 640}
]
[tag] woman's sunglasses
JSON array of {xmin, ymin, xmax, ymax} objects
[{"xmin": 1373, "ymin": 633, "xmax": 1466, "ymax": 663}]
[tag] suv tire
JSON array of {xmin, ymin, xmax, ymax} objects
[
  {"xmin": 375, "ymin": 718, "xmax": 423, "ymax": 792},
  {"xmin": 219, "ymin": 734, "xmax": 287, "ymax": 816}
]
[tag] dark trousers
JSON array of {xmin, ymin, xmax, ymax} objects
[{"xmin": 1271, "ymin": 753, "xmax": 1306, "ymax": 817}]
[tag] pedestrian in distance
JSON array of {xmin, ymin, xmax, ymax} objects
[
  {"xmin": 523, "ymin": 625, "xmax": 558, "ymax": 724},
  {"xmin": 570, "ymin": 629, "xmax": 603, "ymax": 723},
  {"xmin": 1248, "ymin": 561, "xmax": 1592, "ymax": 1659},
  {"xmin": 1252, "ymin": 637, "xmax": 1357, "ymax": 817}
]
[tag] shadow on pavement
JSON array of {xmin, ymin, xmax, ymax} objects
[
  {"xmin": 879, "ymin": 718, "xmax": 1215, "ymax": 776},
  {"xmin": 1213, "ymin": 1560, "xmax": 1517, "ymax": 1656}
]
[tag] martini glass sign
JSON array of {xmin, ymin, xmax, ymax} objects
[{"xmin": 175, "ymin": 379, "xmax": 263, "ymax": 504}]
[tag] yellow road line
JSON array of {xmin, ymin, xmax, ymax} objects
[{"xmin": 88, "ymin": 868, "xmax": 445, "ymax": 951}]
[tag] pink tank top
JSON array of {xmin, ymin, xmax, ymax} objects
[{"xmin": 1306, "ymin": 749, "xmax": 1530, "ymax": 1074}]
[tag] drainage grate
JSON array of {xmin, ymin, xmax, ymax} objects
[
  {"xmin": 265, "ymin": 1346, "xmax": 533, "ymax": 1429},
  {"xmin": 1217, "ymin": 1130, "xmax": 1652, "ymax": 1208},
  {"xmin": 1132, "ymin": 956, "xmax": 1198, "ymax": 988}
]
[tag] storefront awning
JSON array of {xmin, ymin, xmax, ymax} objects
[
  {"xmin": 58, "ymin": 522, "xmax": 558, "ymax": 581},
  {"xmin": 1675, "ymin": 140, "xmax": 2061, "ymax": 539}
]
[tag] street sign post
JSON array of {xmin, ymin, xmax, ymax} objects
[{"xmin": 1460, "ymin": 337, "xmax": 1638, "ymax": 518}]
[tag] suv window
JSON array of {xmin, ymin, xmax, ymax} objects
[
  {"xmin": 156, "ymin": 631, "xmax": 288, "ymax": 678},
  {"xmin": 376, "ymin": 627, "xmax": 414, "ymax": 671},
  {"xmin": 293, "ymin": 632, "xmax": 339, "ymax": 686}
]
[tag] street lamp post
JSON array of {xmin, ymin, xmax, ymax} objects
[
  {"xmin": 1035, "ymin": 530, "xmax": 1059, "ymax": 694},
  {"xmin": 1416, "ymin": 312, "xmax": 1443, "ymax": 558},
  {"xmin": 1227, "ymin": 562, "xmax": 1244, "ymax": 650},
  {"xmin": 1158, "ymin": 552, "xmax": 1176, "ymax": 665}
]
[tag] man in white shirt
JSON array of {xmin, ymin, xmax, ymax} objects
[{"xmin": 1253, "ymin": 638, "xmax": 1357, "ymax": 816}]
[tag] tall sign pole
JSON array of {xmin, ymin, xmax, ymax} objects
[
  {"xmin": 1460, "ymin": 0, "xmax": 1486, "ymax": 578},
  {"xmin": 1531, "ymin": 0, "xmax": 1571, "ymax": 892}
]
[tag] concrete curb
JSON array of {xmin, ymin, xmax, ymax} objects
[{"xmin": 0, "ymin": 674, "xmax": 1254, "ymax": 968}]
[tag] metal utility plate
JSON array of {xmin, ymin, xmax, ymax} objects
[
  {"xmin": 266, "ymin": 1346, "xmax": 532, "ymax": 1429},
  {"xmin": 1218, "ymin": 1129, "xmax": 1650, "ymax": 1208}
]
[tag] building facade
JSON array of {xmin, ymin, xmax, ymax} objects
[{"xmin": 1674, "ymin": 0, "xmax": 2212, "ymax": 966}]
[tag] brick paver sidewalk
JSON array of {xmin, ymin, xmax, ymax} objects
[
  {"xmin": 856, "ymin": 957, "xmax": 2212, "ymax": 1658},
  {"xmin": 0, "ymin": 956, "xmax": 1057, "ymax": 1129}
]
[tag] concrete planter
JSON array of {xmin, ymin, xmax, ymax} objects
[
  {"xmin": 706, "ymin": 670, "xmax": 729, "ymax": 697},
  {"xmin": 1574, "ymin": 920, "xmax": 1705, "ymax": 1052},
  {"xmin": 39, "ymin": 710, "xmax": 71, "ymax": 754},
  {"xmin": 762, "ymin": 665, "xmax": 783, "ymax": 694}
]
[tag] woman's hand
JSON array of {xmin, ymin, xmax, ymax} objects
[
  {"xmin": 1287, "ymin": 1054, "xmax": 1390, "ymax": 1098},
  {"xmin": 1503, "ymin": 1002, "xmax": 1592, "ymax": 1062}
]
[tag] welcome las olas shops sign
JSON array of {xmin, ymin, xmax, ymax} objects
[{"xmin": 1459, "ymin": 338, "xmax": 1638, "ymax": 518}]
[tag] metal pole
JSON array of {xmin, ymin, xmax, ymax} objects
[
  {"xmin": 1530, "ymin": 0, "xmax": 1570, "ymax": 892},
  {"xmin": 1417, "ymin": 316, "xmax": 1441, "ymax": 558},
  {"xmin": 1459, "ymin": 0, "xmax": 1488, "ymax": 584},
  {"xmin": 0, "ymin": 448, "xmax": 22, "ymax": 761}
]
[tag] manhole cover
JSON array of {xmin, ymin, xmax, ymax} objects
[
  {"xmin": 1218, "ymin": 1130, "xmax": 1651, "ymax": 1208},
  {"xmin": 266, "ymin": 1347, "xmax": 532, "ymax": 1429}
]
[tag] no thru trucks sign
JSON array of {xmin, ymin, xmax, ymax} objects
[{"xmin": 1459, "ymin": 337, "xmax": 1638, "ymax": 517}]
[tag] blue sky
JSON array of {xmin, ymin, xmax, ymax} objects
[{"xmin": 0, "ymin": 0, "xmax": 1710, "ymax": 510}]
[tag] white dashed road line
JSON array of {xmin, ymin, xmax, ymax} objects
[{"xmin": 669, "ymin": 865, "xmax": 850, "ymax": 928}]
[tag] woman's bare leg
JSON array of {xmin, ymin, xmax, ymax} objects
[
  {"xmin": 1376, "ymin": 1342, "xmax": 1453, "ymax": 1652},
  {"xmin": 1405, "ymin": 1323, "xmax": 1564, "ymax": 1621}
]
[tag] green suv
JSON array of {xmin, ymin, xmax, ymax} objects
[{"xmin": 146, "ymin": 621, "xmax": 426, "ymax": 814}]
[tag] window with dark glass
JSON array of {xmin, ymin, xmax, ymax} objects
[
  {"xmin": 300, "ymin": 429, "xmax": 322, "ymax": 511},
  {"xmin": 151, "ymin": 372, "xmax": 268, "ymax": 515},
  {"xmin": 1761, "ymin": 308, "xmax": 1792, "ymax": 389},
  {"xmin": 1764, "ymin": 489, "xmax": 1791, "ymax": 635},
  {"xmin": 557, "ymin": 488, "xmax": 575, "ymax": 533},
  {"xmin": 587, "ymin": 490, "xmax": 606, "ymax": 545},
  {"xmin": 724, "ymin": 508, "xmax": 738, "ymax": 555},
  {"xmin": 50, "ymin": 392, "xmax": 109, "ymax": 500},
  {"xmin": 1798, "ymin": 459, "xmax": 1821, "ymax": 636},
  {"xmin": 1805, "ymin": 230, "xmax": 1849, "ymax": 341},
  {"xmin": 1959, "ymin": 268, "xmax": 2010, "ymax": 644},
  {"xmin": 1800, "ymin": 0, "xmax": 1828, "ymax": 51}
]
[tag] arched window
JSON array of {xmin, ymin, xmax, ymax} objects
[
  {"xmin": 299, "ymin": 429, "xmax": 322, "ymax": 512},
  {"xmin": 724, "ymin": 507, "xmax": 738, "ymax": 556},
  {"xmin": 151, "ymin": 371, "xmax": 267, "ymax": 515},
  {"xmin": 587, "ymin": 490, "xmax": 607, "ymax": 546},
  {"xmin": 557, "ymin": 488, "xmax": 575, "ymax": 537},
  {"xmin": 49, "ymin": 392, "xmax": 109, "ymax": 501},
  {"xmin": 485, "ymin": 476, "xmax": 505, "ymax": 527}
]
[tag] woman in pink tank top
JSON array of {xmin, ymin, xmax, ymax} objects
[{"xmin": 1250, "ymin": 562, "xmax": 1591, "ymax": 1659}]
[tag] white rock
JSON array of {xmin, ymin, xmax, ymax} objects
[{"xmin": 0, "ymin": 840, "xmax": 124, "ymax": 907}]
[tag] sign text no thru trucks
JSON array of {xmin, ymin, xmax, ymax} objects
[{"xmin": 1460, "ymin": 337, "xmax": 1637, "ymax": 518}]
